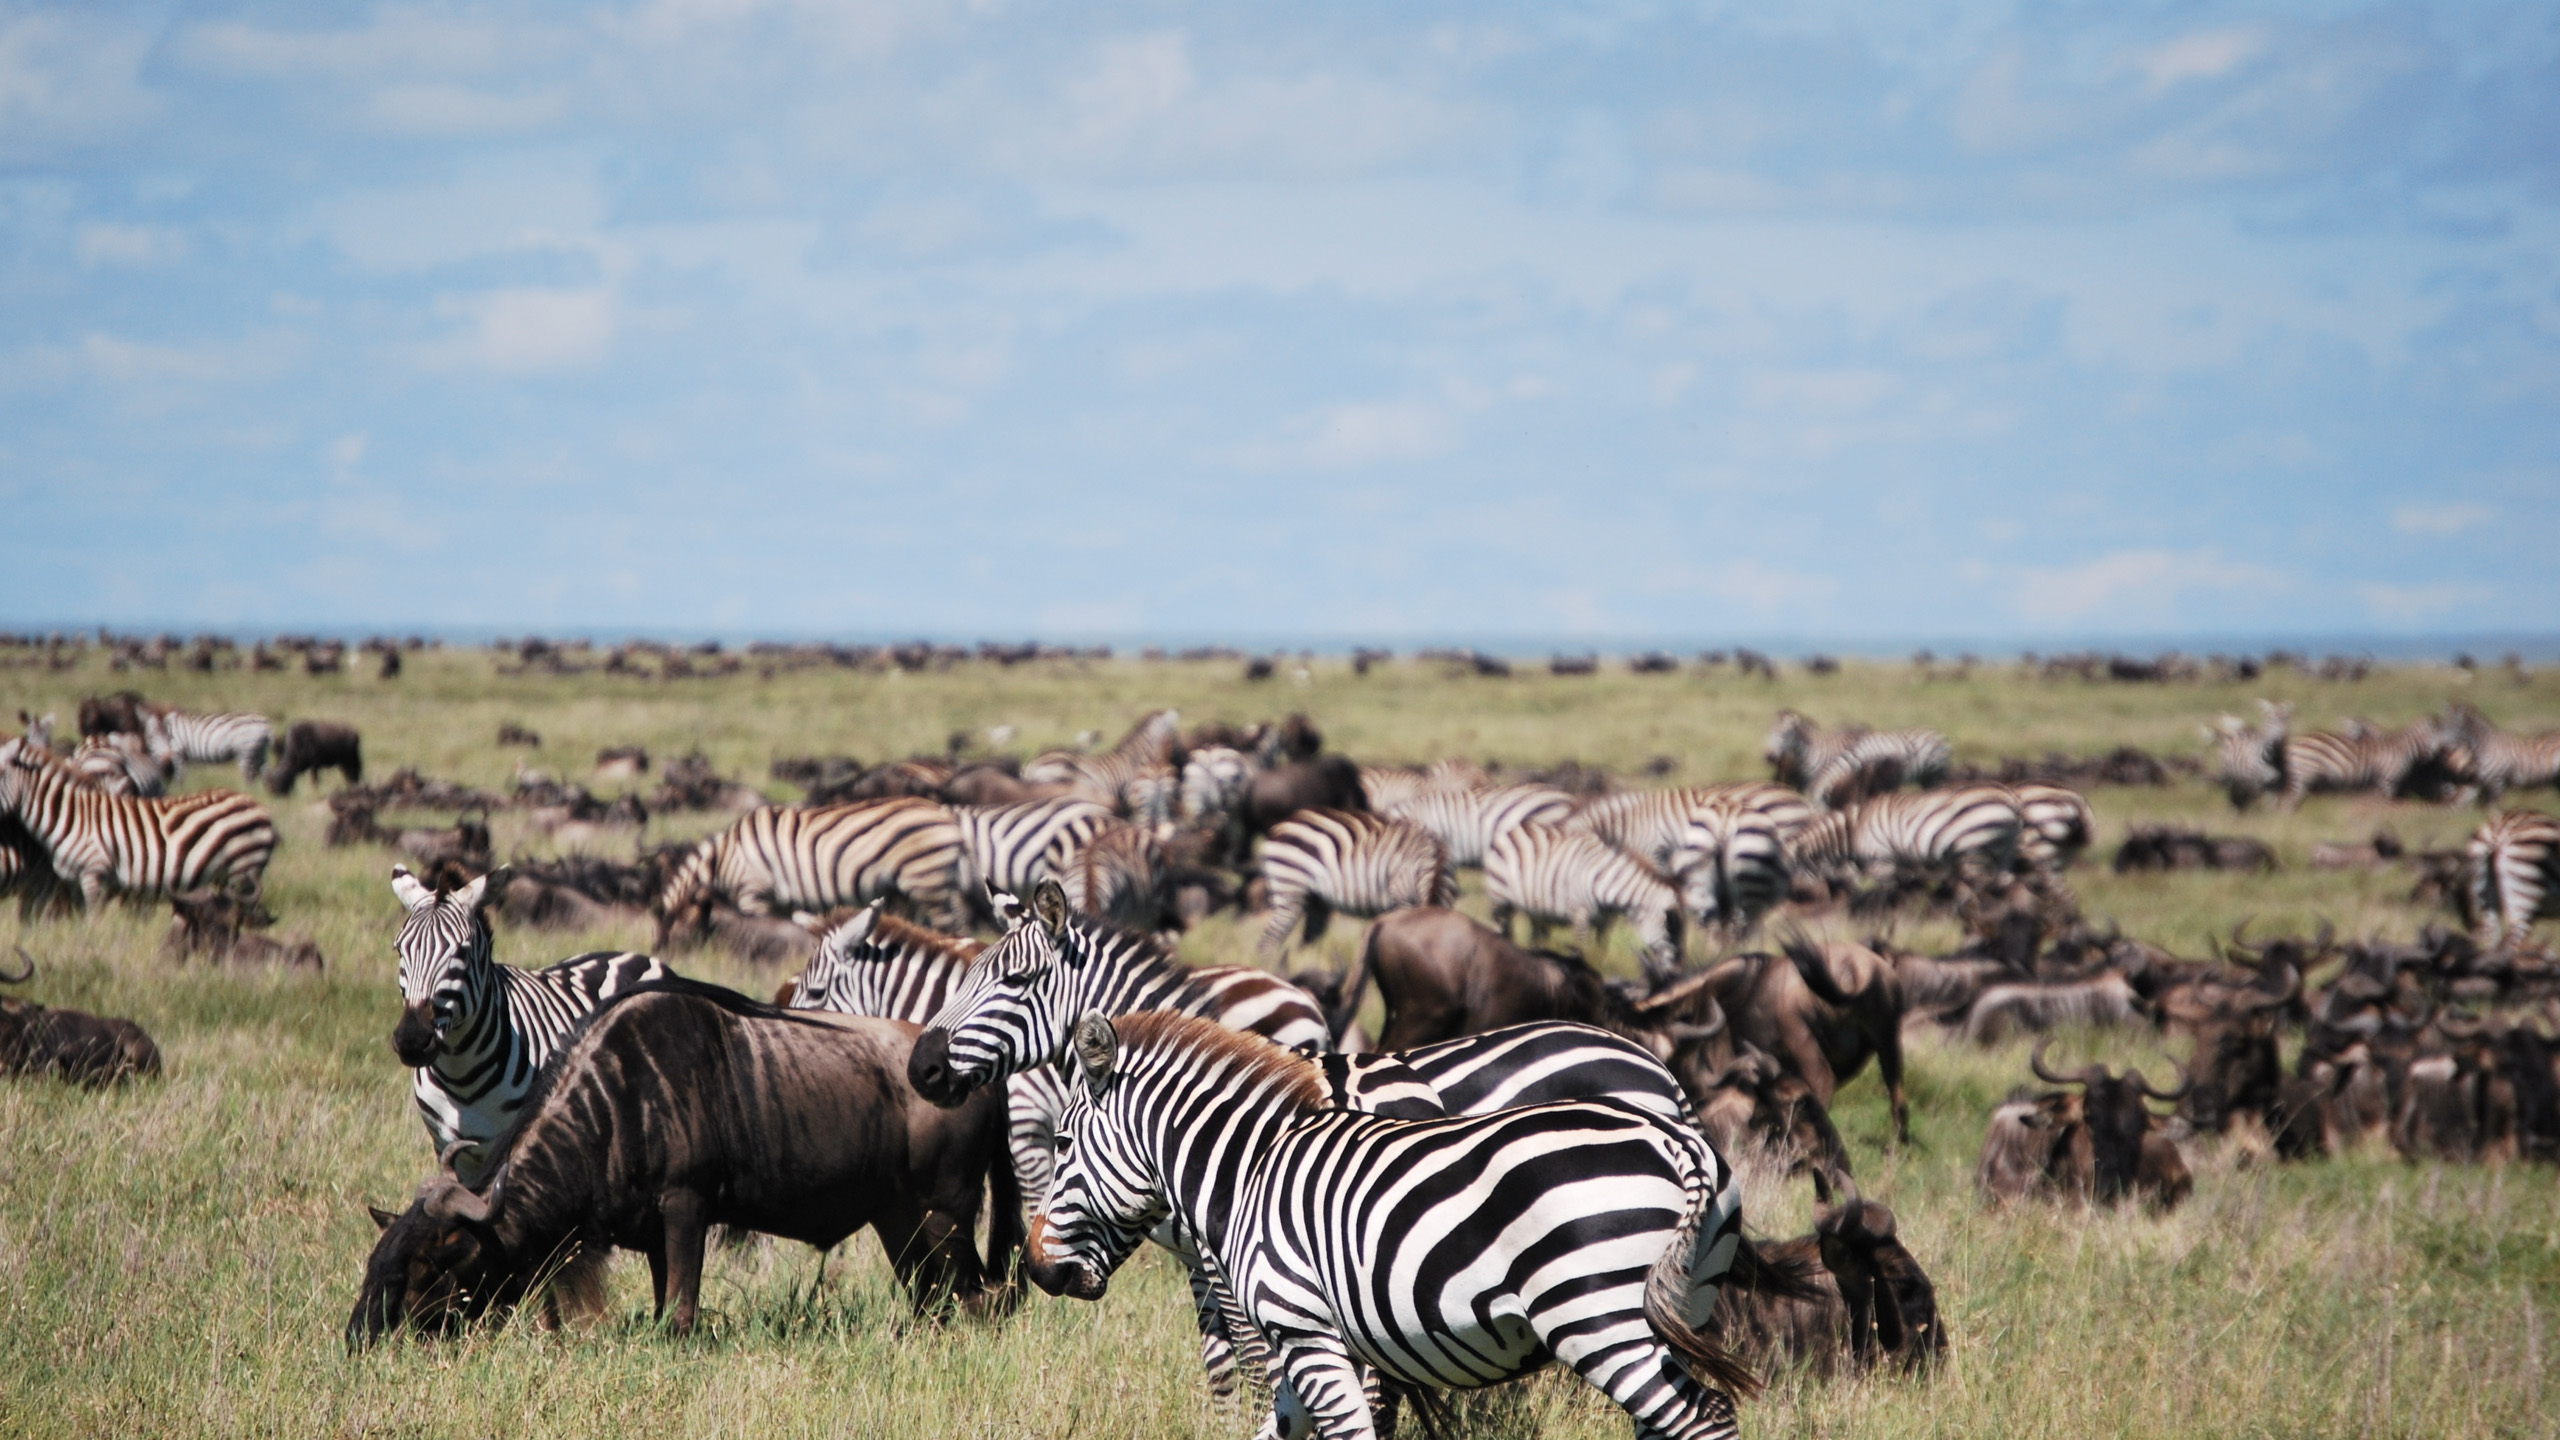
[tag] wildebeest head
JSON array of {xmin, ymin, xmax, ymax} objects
[
  {"xmin": 387, "ymin": 865, "xmax": 509, "ymax": 1067},
  {"xmin": 2178, "ymin": 960, "xmax": 2299, "ymax": 1134},
  {"xmin": 345, "ymin": 1148, "xmax": 508, "ymax": 1349},
  {"xmin": 1814, "ymin": 1186, "xmax": 1945, "ymax": 1369},
  {"xmin": 2031, "ymin": 1039, "xmax": 2187, "ymax": 1202}
]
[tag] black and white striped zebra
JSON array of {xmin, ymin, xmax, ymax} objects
[
  {"xmin": 1255, "ymin": 809, "xmax": 1456, "ymax": 961},
  {"xmin": 2009, "ymin": 783, "xmax": 2096, "ymax": 868},
  {"xmin": 1181, "ymin": 746, "xmax": 1256, "ymax": 826},
  {"xmin": 653, "ymin": 796, "xmax": 966, "ymax": 944},
  {"xmin": 2442, "ymin": 702, "xmax": 2560, "ymax": 804},
  {"xmin": 1375, "ymin": 781, "xmax": 1576, "ymax": 868},
  {"xmin": 0, "ymin": 737, "xmax": 275, "ymax": 910},
  {"xmin": 2280, "ymin": 716, "xmax": 2461, "ymax": 809},
  {"xmin": 1788, "ymin": 785, "xmax": 2024, "ymax": 884},
  {"xmin": 1765, "ymin": 710, "xmax": 1950, "ymax": 810},
  {"xmin": 1666, "ymin": 793, "xmax": 1795, "ymax": 941},
  {"xmin": 2467, "ymin": 809, "xmax": 2560, "ymax": 948},
  {"xmin": 389, "ymin": 864, "xmax": 670, "ymax": 1182},
  {"xmin": 1486, "ymin": 822, "xmax": 1687, "ymax": 981},
  {"xmin": 2207, "ymin": 701, "xmax": 2290, "ymax": 809},
  {"xmin": 14, "ymin": 716, "xmax": 169, "ymax": 797},
  {"xmin": 1060, "ymin": 820, "xmax": 1166, "ymax": 931},
  {"xmin": 1030, "ymin": 1011, "xmax": 1757, "ymax": 1440},
  {"xmin": 953, "ymin": 797, "xmax": 1116, "ymax": 904},
  {"xmin": 143, "ymin": 708, "xmax": 273, "ymax": 782},
  {"xmin": 1571, "ymin": 783, "xmax": 1813, "ymax": 873},
  {"xmin": 1024, "ymin": 709, "xmax": 1181, "ymax": 811}
]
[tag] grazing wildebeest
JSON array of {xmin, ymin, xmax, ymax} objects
[
  {"xmin": 1978, "ymin": 1040, "xmax": 2190, "ymax": 1210},
  {"xmin": 162, "ymin": 889, "xmax": 324, "ymax": 969},
  {"xmin": 1688, "ymin": 1045, "xmax": 1853, "ymax": 1200},
  {"xmin": 1712, "ymin": 1187, "xmax": 1945, "ymax": 1375},
  {"xmin": 266, "ymin": 720, "xmax": 363, "ymax": 795},
  {"xmin": 0, "ymin": 948, "xmax": 162, "ymax": 1085},
  {"xmin": 77, "ymin": 690, "xmax": 155, "ymax": 740},
  {"xmin": 346, "ymin": 982, "xmax": 1018, "ymax": 1346}
]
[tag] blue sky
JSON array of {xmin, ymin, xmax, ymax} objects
[{"xmin": 1, "ymin": 1, "xmax": 2554, "ymax": 642}]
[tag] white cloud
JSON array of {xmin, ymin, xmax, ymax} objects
[
  {"xmin": 2359, "ymin": 581, "xmax": 2488, "ymax": 624},
  {"xmin": 367, "ymin": 84, "xmax": 567, "ymax": 137},
  {"xmin": 437, "ymin": 289, "xmax": 618, "ymax": 374},
  {"xmin": 2134, "ymin": 28, "xmax": 2269, "ymax": 94},
  {"xmin": 2015, "ymin": 548, "xmax": 2287, "ymax": 624},
  {"xmin": 0, "ymin": 14, "xmax": 161, "ymax": 160},
  {"xmin": 82, "ymin": 333, "xmax": 286, "ymax": 385},
  {"xmin": 76, "ymin": 223, "xmax": 187, "ymax": 269},
  {"xmin": 1294, "ymin": 401, "xmax": 1453, "ymax": 468},
  {"xmin": 2391, "ymin": 502, "xmax": 2492, "ymax": 536}
]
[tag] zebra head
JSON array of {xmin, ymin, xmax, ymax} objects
[
  {"xmin": 388, "ymin": 865, "xmax": 509, "ymax": 1066},
  {"xmin": 909, "ymin": 878, "xmax": 1083, "ymax": 1105},
  {"xmin": 1763, "ymin": 710, "xmax": 1812, "ymax": 781},
  {"xmin": 1022, "ymin": 1011, "xmax": 1165, "ymax": 1302},
  {"xmin": 2206, "ymin": 704, "xmax": 2286, "ymax": 810},
  {"xmin": 785, "ymin": 901, "xmax": 886, "ymax": 1010}
]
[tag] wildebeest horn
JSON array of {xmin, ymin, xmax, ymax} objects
[
  {"xmin": 421, "ymin": 1175, "xmax": 493, "ymax": 1224},
  {"xmin": 437, "ymin": 1140, "xmax": 478, "ymax": 1175},
  {"xmin": 2222, "ymin": 918, "xmax": 2259, "ymax": 962},
  {"xmin": 1634, "ymin": 964, "xmax": 1725, "ymax": 1014},
  {"xmin": 2029, "ymin": 1037, "xmax": 2102, "ymax": 1089},
  {"xmin": 0, "ymin": 946, "xmax": 32, "ymax": 984},
  {"xmin": 2242, "ymin": 964, "xmax": 2301, "ymax": 1012},
  {"xmin": 2435, "ymin": 1012, "xmax": 2490, "ymax": 1041},
  {"xmin": 2130, "ymin": 1058, "xmax": 2192, "ymax": 1103}
]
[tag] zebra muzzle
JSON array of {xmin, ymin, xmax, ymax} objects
[
  {"xmin": 391, "ymin": 1001, "xmax": 440, "ymax": 1066},
  {"xmin": 906, "ymin": 1027, "xmax": 968, "ymax": 1106}
]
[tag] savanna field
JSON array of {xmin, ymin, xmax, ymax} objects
[{"xmin": 2, "ymin": 646, "xmax": 2556, "ymax": 1439}]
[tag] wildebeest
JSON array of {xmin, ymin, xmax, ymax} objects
[
  {"xmin": 0, "ymin": 948, "xmax": 162, "ymax": 1085},
  {"xmin": 1978, "ymin": 1040, "xmax": 2190, "ymax": 1209},
  {"xmin": 2112, "ymin": 824, "xmax": 2278, "ymax": 875},
  {"xmin": 266, "ymin": 720, "xmax": 363, "ymax": 795},
  {"xmin": 1724, "ymin": 938, "xmax": 1911, "ymax": 1145},
  {"xmin": 77, "ymin": 690, "xmax": 156, "ymax": 739},
  {"xmin": 346, "ymin": 982, "xmax": 1019, "ymax": 1346},
  {"xmin": 1688, "ymin": 1044, "xmax": 1854, "ymax": 1200},
  {"xmin": 162, "ymin": 889, "xmax": 324, "ymax": 969},
  {"xmin": 1239, "ymin": 755, "xmax": 1367, "ymax": 843},
  {"xmin": 1713, "ymin": 1187, "xmax": 1945, "ymax": 1375}
]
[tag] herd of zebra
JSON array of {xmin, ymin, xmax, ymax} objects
[{"xmin": 7, "ymin": 681, "xmax": 2560, "ymax": 1438}]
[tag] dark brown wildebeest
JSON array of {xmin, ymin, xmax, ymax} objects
[
  {"xmin": 346, "ymin": 982, "xmax": 1019, "ymax": 1346},
  {"xmin": 1714, "ymin": 1187, "xmax": 1945, "ymax": 1375},
  {"xmin": 1322, "ymin": 907, "xmax": 1721, "ymax": 1056},
  {"xmin": 2111, "ymin": 825, "xmax": 2278, "ymax": 874},
  {"xmin": 266, "ymin": 720, "xmax": 363, "ymax": 795},
  {"xmin": 77, "ymin": 690, "xmax": 156, "ymax": 739},
  {"xmin": 0, "ymin": 948, "xmax": 163, "ymax": 1085},
  {"xmin": 1239, "ymin": 755, "xmax": 1366, "ymax": 841},
  {"xmin": 1722, "ymin": 938, "xmax": 1911, "ymax": 1144},
  {"xmin": 1688, "ymin": 1044, "xmax": 1853, "ymax": 1200},
  {"xmin": 1978, "ymin": 1040, "xmax": 2190, "ymax": 1209},
  {"xmin": 162, "ymin": 889, "xmax": 324, "ymax": 969}
]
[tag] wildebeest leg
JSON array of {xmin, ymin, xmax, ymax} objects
[
  {"xmin": 1300, "ymin": 896, "xmax": 1332, "ymax": 948},
  {"xmin": 874, "ymin": 1196, "xmax": 967, "ymax": 1315},
  {"xmin": 657, "ymin": 1190, "xmax": 708, "ymax": 1333},
  {"xmin": 1878, "ymin": 1021, "xmax": 1910, "ymax": 1146}
]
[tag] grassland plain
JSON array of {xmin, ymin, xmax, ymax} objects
[{"xmin": 0, "ymin": 649, "xmax": 2554, "ymax": 1439}]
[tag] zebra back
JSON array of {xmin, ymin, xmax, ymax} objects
[
  {"xmin": 1255, "ymin": 809, "xmax": 1456, "ymax": 958},
  {"xmin": 1376, "ymin": 782, "xmax": 1575, "ymax": 868},
  {"xmin": 1668, "ymin": 795, "xmax": 1793, "ymax": 937},
  {"xmin": 953, "ymin": 797, "xmax": 1115, "ymax": 899},
  {"xmin": 1484, "ymin": 822, "xmax": 1684, "ymax": 974},
  {"xmin": 1792, "ymin": 785, "xmax": 2022, "ymax": 873},
  {"xmin": 664, "ymin": 798, "xmax": 966, "ymax": 931},
  {"xmin": 2468, "ymin": 809, "xmax": 2560, "ymax": 947},
  {"xmin": 149, "ymin": 710, "xmax": 274, "ymax": 781}
]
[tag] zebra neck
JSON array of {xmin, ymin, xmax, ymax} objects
[{"xmin": 1124, "ymin": 1065, "xmax": 1315, "ymax": 1259}]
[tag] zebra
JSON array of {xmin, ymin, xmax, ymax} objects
[
  {"xmin": 2442, "ymin": 702, "xmax": 2560, "ymax": 804},
  {"xmin": 1788, "ymin": 785, "xmax": 2024, "ymax": 887},
  {"xmin": 67, "ymin": 733, "xmax": 171, "ymax": 798},
  {"xmin": 2009, "ymin": 783, "xmax": 2096, "ymax": 868},
  {"xmin": 1485, "ymin": 822, "xmax": 1687, "ymax": 982},
  {"xmin": 389, "ymin": 864, "xmax": 670, "ymax": 1183},
  {"xmin": 1023, "ymin": 709, "xmax": 1180, "ymax": 811},
  {"xmin": 653, "ymin": 797, "xmax": 966, "ymax": 945},
  {"xmin": 0, "ymin": 737, "xmax": 275, "ymax": 910},
  {"xmin": 1030, "ymin": 1010, "xmax": 1758, "ymax": 1440},
  {"xmin": 2206, "ymin": 702, "xmax": 2290, "ymax": 809},
  {"xmin": 1255, "ymin": 810, "xmax": 1456, "ymax": 961},
  {"xmin": 1374, "ymin": 781, "xmax": 1576, "ymax": 868},
  {"xmin": 784, "ymin": 902, "xmax": 1072, "ymax": 1207},
  {"xmin": 1665, "ymin": 793, "xmax": 1794, "ymax": 941},
  {"xmin": 1570, "ymin": 783, "xmax": 1813, "ymax": 873},
  {"xmin": 2467, "ymin": 809, "xmax": 2560, "ymax": 948},
  {"xmin": 1765, "ymin": 710, "xmax": 1950, "ymax": 810},
  {"xmin": 1354, "ymin": 758, "xmax": 1489, "ymax": 817},
  {"xmin": 2278, "ymin": 716, "xmax": 2462, "ymax": 809},
  {"xmin": 142, "ymin": 708, "xmax": 273, "ymax": 782},
  {"xmin": 953, "ymin": 797, "xmax": 1116, "ymax": 907},
  {"xmin": 1059, "ymin": 820, "xmax": 1167, "ymax": 931},
  {"xmin": 1181, "ymin": 746, "xmax": 1255, "ymax": 826},
  {"xmin": 911, "ymin": 880, "xmax": 1707, "ymax": 1421}
]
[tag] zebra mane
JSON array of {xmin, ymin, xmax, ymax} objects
[{"xmin": 1108, "ymin": 1011, "xmax": 1326, "ymax": 1109}]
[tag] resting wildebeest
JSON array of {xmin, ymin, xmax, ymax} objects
[
  {"xmin": 162, "ymin": 889, "xmax": 324, "ymax": 969},
  {"xmin": 0, "ymin": 947, "xmax": 162, "ymax": 1085},
  {"xmin": 1712, "ymin": 1187, "xmax": 1945, "ymax": 1375},
  {"xmin": 266, "ymin": 720, "xmax": 363, "ymax": 795},
  {"xmin": 346, "ymin": 981, "xmax": 1018, "ymax": 1346},
  {"xmin": 1977, "ymin": 1040, "xmax": 2190, "ymax": 1210}
]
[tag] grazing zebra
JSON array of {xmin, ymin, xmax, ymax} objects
[
  {"xmin": 143, "ymin": 708, "xmax": 273, "ymax": 782},
  {"xmin": 2467, "ymin": 810, "xmax": 2560, "ymax": 947},
  {"xmin": 2009, "ymin": 783, "xmax": 2096, "ymax": 868},
  {"xmin": 1030, "ymin": 1011, "xmax": 1758, "ymax": 1440},
  {"xmin": 388, "ymin": 864, "xmax": 670, "ymax": 1183},
  {"xmin": 1180, "ymin": 746, "xmax": 1255, "ymax": 825},
  {"xmin": 1789, "ymin": 785, "xmax": 2024, "ymax": 884},
  {"xmin": 1765, "ymin": 710, "xmax": 1951, "ymax": 810},
  {"xmin": 1024, "ymin": 709, "xmax": 1181, "ymax": 810},
  {"xmin": 1255, "ymin": 810, "xmax": 1456, "ymax": 961},
  {"xmin": 1485, "ymin": 822, "xmax": 1687, "ymax": 982},
  {"xmin": 2442, "ymin": 702, "xmax": 2560, "ymax": 803},
  {"xmin": 0, "ymin": 738, "xmax": 275, "ymax": 910},
  {"xmin": 653, "ymin": 797, "xmax": 966, "ymax": 945},
  {"xmin": 953, "ymin": 798, "xmax": 1116, "ymax": 905},
  {"xmin": 1571, "ymin": 783, "xmax": 1813, "ymax": 872},
  {"xmin": 1375, "ymin": 781, "xmax": 1576, "ymax": 868},
  {"xmin": 785, "ymin": 903, "xmax": 1071, "ymax": 1207},
  {"xmin": 1666, "ymin": 793, "xmax": 1795, "ymax": 940}
]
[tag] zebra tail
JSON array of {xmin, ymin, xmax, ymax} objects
[
  {"xmin": 1643, "ymin": 1167, "xmax": 1766, "ymax": 1400},
  {"xmin": 1326, "ymin": 919, "xmax": 1381, "ymax": 1043}
]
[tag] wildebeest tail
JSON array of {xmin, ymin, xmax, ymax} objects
[{"xmin": 982, "ymin": 1105, "xmax": 1027, "ymax": 1299}]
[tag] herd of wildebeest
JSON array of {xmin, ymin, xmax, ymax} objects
[{"xmin": 4, "ymin": 650, "xmax": 2559, "ymax": 1440}]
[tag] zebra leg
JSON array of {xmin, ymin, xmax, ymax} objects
[
  {"xmin": 77, "ymin": 869, "xmax": 107, "ymax": 915},
  {"xmin": 1259, "ymin": 892, "xmax": 1304, "ymax": 962},
  {"xmin": 1189, "ymin": 1262, "xmax": 1249, "ymax": 1409},
  {"xmin": 1274, "ymin": 1338, "xmax": 1379, "ymax": 1440},
  {"xmin": 1542, "ymin": 1328, "xmax": 1739, "ymax": 1440}
]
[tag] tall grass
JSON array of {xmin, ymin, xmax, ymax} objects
[{"xmin": 0, "ymin": 650, "xmax": 2553, "ymax": 1437}]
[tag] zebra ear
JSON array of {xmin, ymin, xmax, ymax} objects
[
  {"xmin": 818, "ymin": 903, "xmax": 880, "ymax": 954},
  {"xmin": 389, "ymin": 866, "xmax": 433, "ymax": 912},
  {"xmin": 453, "ymin": 866, "xmax": 513, "ymax": 915},
  {"xmin": 1032, "ymin": 879, "xmax": 1071, "ymax": 940},
  {"xmin": 1073, "ymin": 1009, "xmax": 1118, "ymax": 1095}
]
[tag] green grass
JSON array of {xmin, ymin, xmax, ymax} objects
[{"xmin": 2, "ymin": 648, "xmax": 2556, "ymax": 1437}]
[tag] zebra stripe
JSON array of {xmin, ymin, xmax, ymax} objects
[
  {"xmin": 1765, "ymin": 710, "xmax": 1950, "ymax": 810},
  {"xmin": 1180, "ymin": 746, "xmax": 1255, "ymax": 825},
  {"xmin": 390, "ymin": 866, "xmax": 669, "ymax": 1181},
  {"xmin": 145, "ymin": 709, "xmax": 274, "ymax": 782},
  {"xmin": 1033, "ymin": 1012, "xmax": 1753, "ymax": 1440},
  {"xmin": 1789, "ymin": 785, "xmax": 2023, "ymax": 878},
  {"xmin": 954, "ymin": 798, "xmax": 1116, "ymax": 900},
  {"xmin": 0, "ymin": 738, "xmax": 274, "ymax": 909},
  {"xmin": 1666, "ymin": 794, "xmax": 1794, "ymax": 940},
  {"xmin": 2443, "ymin": 703, "xmax": 2560, "ymax": 804},
  {"xmin": 1485, "ymin": 822, "xmax": 1686, "ymax": 980},
  {"xmin": 1571, "ymin": 783, "xmax": 1812, "ymax": 872},
  {"xmin": 2279, "ymin": 721, "xmax": 2453, "ymax": 809},
  {"xmin": 655, "ymin": 797, "xmax": 966, "ymax": 938},
  {"xmin": 1375, "ymin": 782, "xmax": 1576, "ymax": 868},
  {"xmin": 2468, "ymin": 809, "xmax": 2560, "ymax": 948},
  {"xmin": 1059, "ymin": 821, "xmax": 1164, "ymax": 930},
  {"xmin": 67, "ymin": 734, "xmax": 170, "ymax": 797},
  {"xmin": 2009, "ymin": 783, "xmax": 2096, "ymax": 868},
  {"xmin": 1255, "ymin": 809, "xmax": 1456, "ymax": 960},
  {"xmin": 1024, "ymin": 709, "xmax": 1181, "ymax": 811}
]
